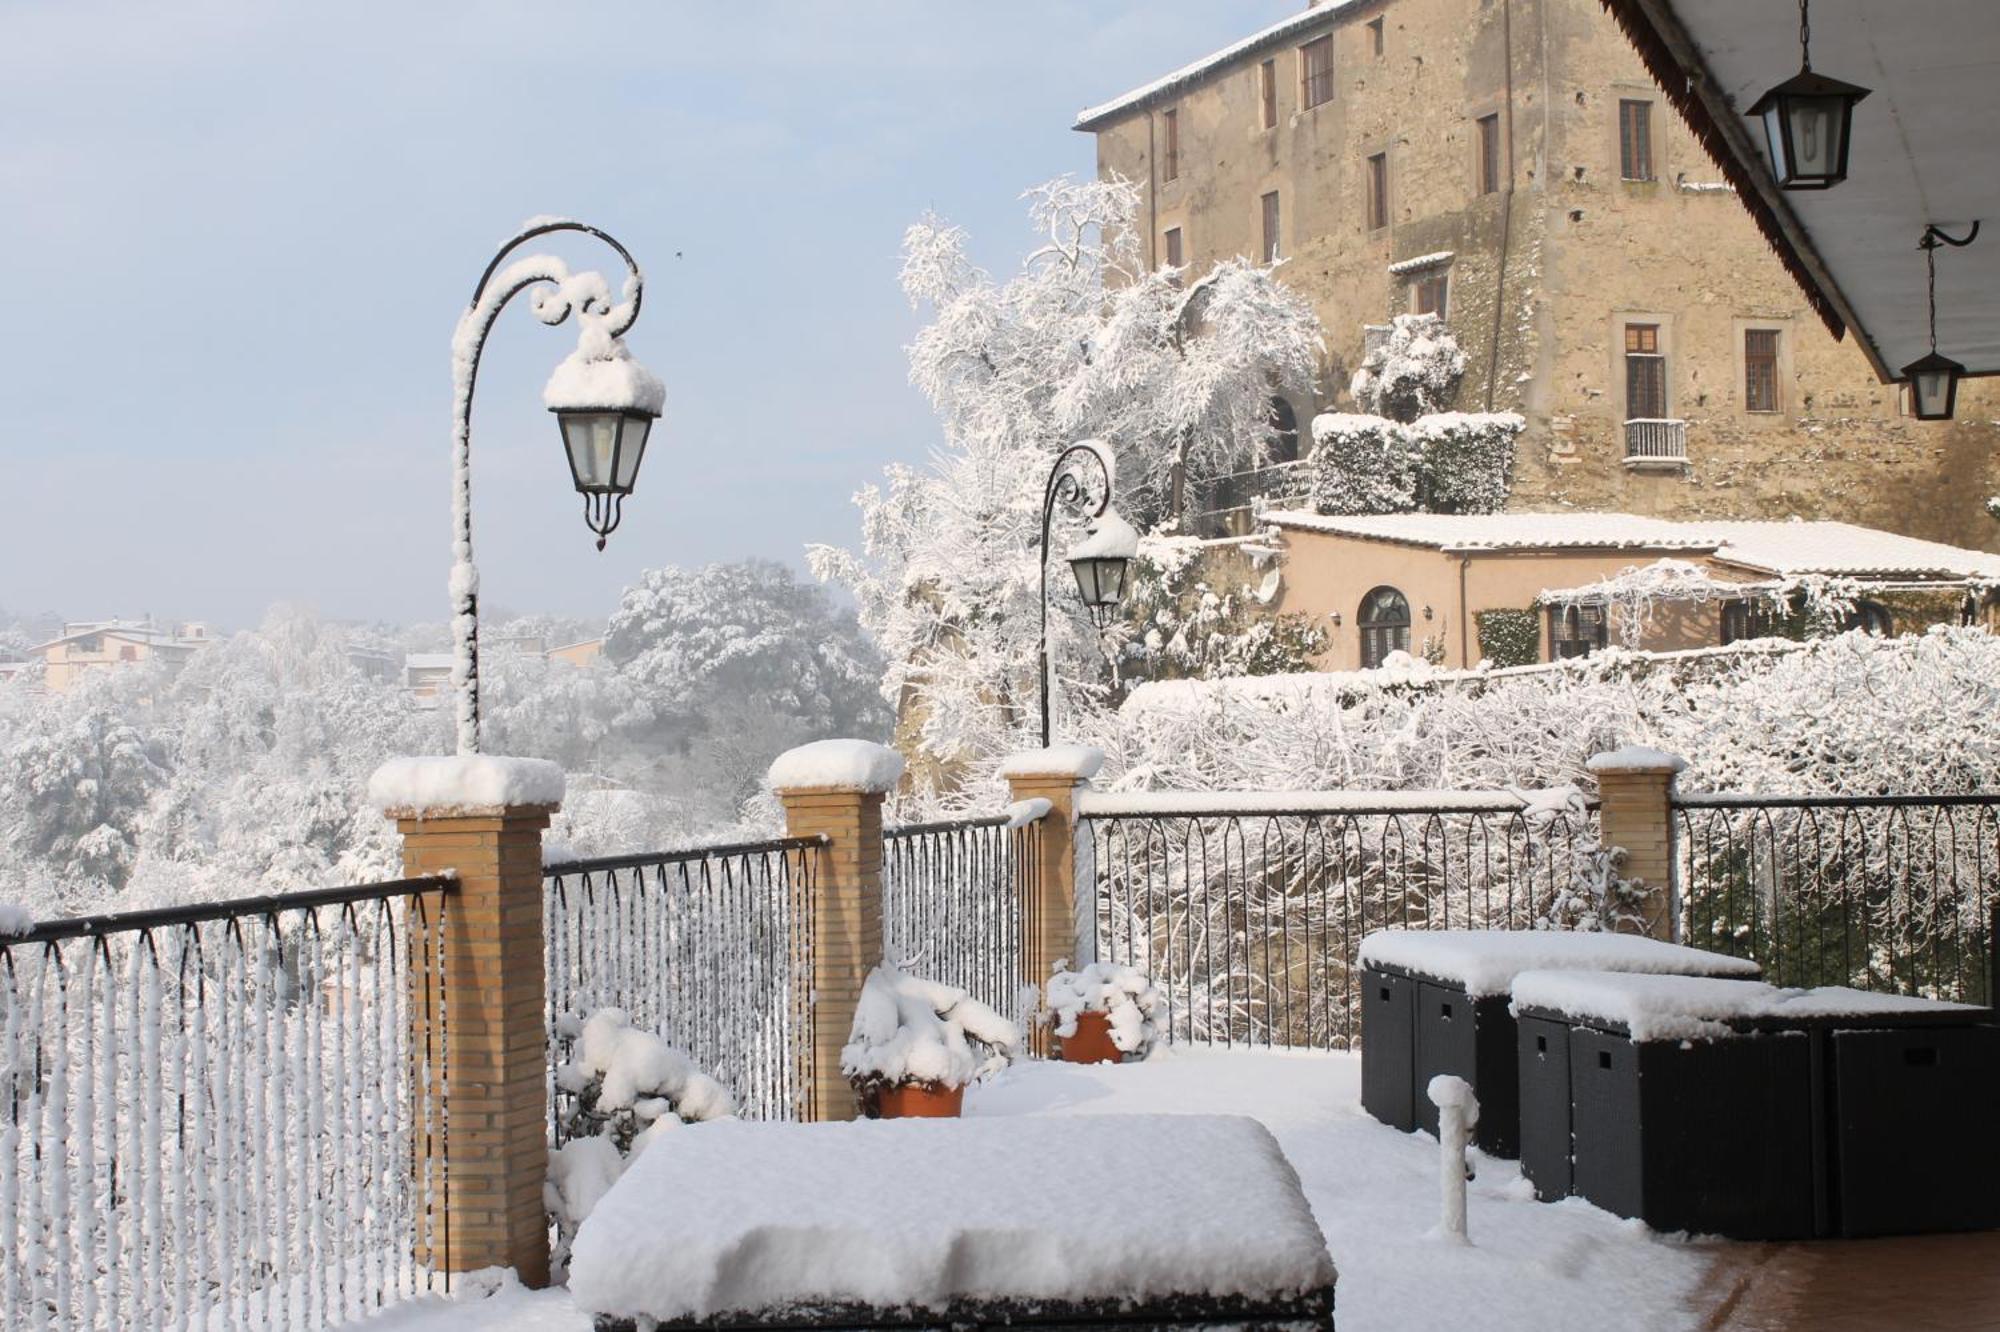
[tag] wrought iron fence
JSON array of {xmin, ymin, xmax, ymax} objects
[
  {"xmin": 0, "ymin": 878, "xmax": 452, "ymax": 1332},
  {"xmin": 882, "ymin": 815, "xmax": 1041, "ymax": 1023},
  {"xmin": 1083, "ymin": 792, "xmax": 1609, "ymax": 1050},
  {"xmin": 1676, "ymin": 794, "xmax": 2000, "ymax": 1003},
  {"xmin": 544, "ymin": 838, "xmax": 819, "ymax": 1134}
]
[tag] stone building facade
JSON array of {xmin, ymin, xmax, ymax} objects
[{"xmin": 1076, "ymin": 0, "xmax": 2000, "ymax": 551}]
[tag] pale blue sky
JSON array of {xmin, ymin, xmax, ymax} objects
[{"xmin": 0, "ymin": 1, "xmax": 1296, "ymax": 629}]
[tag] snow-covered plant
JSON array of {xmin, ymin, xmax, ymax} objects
[
  {"xmin": 1108, "ymin": 535, "xmax": 1327, "ymax": 684},
  {"xmin": 1349, "ymin": 314, "xmax": 1466, "ymax": 422},
  {"xmin": 1541, "ymin": 559, "xmax": 1739, "ymax": 648},
  {"xmin": 1306, "ymin": 414, "xmax": 1413, "ymax": 515},
  {"xmin": 1473, "ymin": 609, "xmax": 1540, "ymax": 668},
  {"xmin": 811, "ymin": 175, "xmax": 1321, "ymax": 800},
  {"xmin": 843, "ymin": 963, "xmax": 1022, "ymax": 1101},
  {"xmin": 1045, "ymin": 960, "xmax": 1166, "ymax": 1057},
  {"xmin": 1307, "ymin": 411, "xmax": 1522, "ymax": 516}
]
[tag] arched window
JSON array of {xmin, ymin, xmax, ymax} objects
[
  {"xmin": 1267, "ymin": 396, "xmax": 1301, "ymax": 464},
  {"xmin": 1359, "ymin": 586, "xmax": 1411, "ymax": 669},
  {"xmin": 1844, "ymin": 600, "xmax": 1892, "ymax": 636}
]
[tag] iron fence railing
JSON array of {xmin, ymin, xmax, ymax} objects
[
  {"xmin": 0, "ymin": 877, "xmax": 453, "ymax": 1332},
  {"xmin": 1082, "ymin": 792, "xmax": 1608, "ymax": 1051},
  {"xmin": 882, "ymin": 815, "xmax": 1041, "ymax": 1025},
  {"xmin": 1675, "ymin": 794, "xmax": 2000, "ymax": 1003},
  {"xmin": 543, "ymin": 838, "xmax": 820, "ymax": 1133}
]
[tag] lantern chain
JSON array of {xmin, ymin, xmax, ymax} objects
[{"xmin": 1798, "ymin": 0, "xmax": 1811, "ymax": 71}]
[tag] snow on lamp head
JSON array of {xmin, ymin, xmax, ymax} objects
[
  {"xmin": 1066, "ymin": 506, "xmax": 1137, "ymax": 626},
  {"xmin": 543, "ymin": 344, "xmax": 666, "ymax": 549}
]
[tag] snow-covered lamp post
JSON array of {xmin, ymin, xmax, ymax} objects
[
  {"xmin": 1037, "ymin": 439, "xmax": 1135, "ymax": 748},
  {"xmin": 449, "ymin": 218, "xmax": 664, "ymax": 754}
]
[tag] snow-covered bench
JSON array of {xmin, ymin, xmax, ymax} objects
[
  {"xmin": 1356, "ymin": 929, "xmax": 1760, "ymax": 1155},
  {"xmin": 569, "ymin": 1115, "xmax": 1336, "ymax": 1330},
  {"xmin": 1510, "ymin": 970, "xmax": 1996, "ymax": 1238}
]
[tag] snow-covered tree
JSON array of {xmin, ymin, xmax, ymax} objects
[
  {"xmin": 1350, "ymin": 313, "xmax": 1466, "ymax": 422},
  {"xmin": 812, "ymin": 177, "xmax": 1323, "ymax": 796}
]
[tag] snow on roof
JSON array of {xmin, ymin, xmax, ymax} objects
[
  {"xmin": 1510, "ymin": 969, "xmax": 1983, "ymax": 1042},
  {"xmin": 403, "ymin": 653, "xmax": 456, "ymax": 670},
  {"xmin": 1073, "ymin": 3, "xmax": 1363, "ymax": 130},
  {"xmin": 569, "ymin": 1115, "xmax": 1334, "ymax": 1320},
  {"xmin": 1265, "ymin": 510, "xmax": 2000, "ymax": 577},
  {"xmin": 1357, "ymin": 929, "xmax": 1759, "ymax": 997},
  {"xmin": 1387, "ymin": 250, "xmax": 1454, "ymax": 275},
  {"xmin": 1263, "ymin": 510, "xmax": 1720, "ymax": 551}
]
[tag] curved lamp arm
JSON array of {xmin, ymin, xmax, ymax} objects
[
  {"xmin": 1037, "ymin": 440, "xmax": 1118, "ymax": 749},
  {"xmin": 448, "ymin": 219, "xmax": 647, "ymax": 755}
]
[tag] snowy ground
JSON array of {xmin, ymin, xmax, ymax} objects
[{"xmin": 358, "ymin": 1049, "xmax": 1713, "ymax": 1331}]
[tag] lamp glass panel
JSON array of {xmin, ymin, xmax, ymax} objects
[
  {"xmin": 1070, "ymin": 556, "xmax": 1129, "ymax": 608},
  {"xmin": 613, "ymin": 415, "xmax": 651, "ymax": 491},
  {"xmin": 562, "ymin": 412, "xmax": 620, "ymax": 490},
  {"xmin": 1913, "ymin": 369, "xmax": 1956, "ymax": 420},
  {"xmin": 1787, "ymin": 94, "xmax": 1844, "ymax": 179},
  {"xmin": 1761, "ymin": 104, "xmax": 1792, "ymax": 180}
]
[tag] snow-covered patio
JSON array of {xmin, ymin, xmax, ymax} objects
[{"xmin": 360, "ymin": 1048, "xmax": 1716, "ymax": 1332}]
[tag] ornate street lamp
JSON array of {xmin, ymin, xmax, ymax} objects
[
  {"xmin": 1037, "ymin": 439, "xmax": 1135, "ymax": 748},
  {"xmin": 1747, "ymin": 0, "xmax": 1870, "ymax": 191},
  {"xmin": 1901, "ymin": 222, "xmax": 1981, "ymax": 422},
  {"xmin": 450, "ymin": 218, "xmax": 662, "ymax": 754}
]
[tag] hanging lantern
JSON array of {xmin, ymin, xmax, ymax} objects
[
  {"xmin": 544, "ymin": 346, "xmax": 667, "ymax": 548},
  {"xmin": 1899, "ymin": 224, "xmax": 1980, "ymax": 423},
  {"xmin": 1747, "ymin": 0, "xmax": 1870, "ymax": 190},
  {"xmin": 1065, "ymin": 507, "xmax": 1138, "ymax": 626}
]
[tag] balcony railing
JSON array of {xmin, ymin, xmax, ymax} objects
[{"xmin": 1624, "ymin": 417, "xmax": 1688, "ymax": 465}]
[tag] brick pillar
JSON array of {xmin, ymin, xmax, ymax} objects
[
  {"xmin": 1002, "ymin": 746, "xmax": 1103, "ymax": 1053},
  {"xmin": 1589, "ymin": 747, "xmax": 1685, "ymax": 942},
  {"xmin": 372, "ymin": 756, "xmax": 562, "ymax": 1288},
  {"xmin": 769, "ymin": 740, "xmax": 903, "ymax": 1122}
]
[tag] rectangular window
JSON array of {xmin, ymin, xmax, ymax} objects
[
  {"xmin": 1619, "ymin": 99, "xmax": 1654, "ymax": 181},
  {"xmin": 1625, "ymin": 323, "xmax": 1666, "ymax": 419},
  {"xmin": 1259, "ymin": 59, "xmax": 1277, "ymax": 129},
  {"xmin": 1301, "ymin": 35, "xmax": 1334, "ymax": 109},
  {"xmin": 1163, "ymin": 226, "xmax": 1183, "ymax": 269},
  {"xmin": 1413, "ymin": 272, "xmax": 1448, "ymax": 318},
  {"xmin": 1477, "ymin": 113, "xmax": 1502, "ymax": 194},
  {"xmin": 1367, "ymin": 152, "xmax": 1389, "ymax": 230},
  {"xmin": 1162, "ymin": 107, "xmax": 1179, "ymax": 182},
  {"xmin": 1260, "ymin": 191, "xmax": 1281, "ymax": 263},
  {"xmin": 1367, "ymin": 17, "xmax": 1384, "ymax": 56},
  {"xmin": 1744, "ymin": 328, "xmax": 1780, "ymax": 412},
  {"xmin": 1549, "ymin": 604, "xmax": 1608, "ymax": 660}
]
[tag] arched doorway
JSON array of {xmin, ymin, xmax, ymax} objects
[{"xmin": 1359, "ymin": 586, "xmax": 1411, "ymax": 668}]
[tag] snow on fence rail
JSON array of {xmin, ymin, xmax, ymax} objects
[
  {"xmin": 543, "ymin": 838, "xmax": 821, "ymax": 1130},
  {"xmin": 882, "ymin": 812, "xmax": 1043, "ymax": 1026},
  {"xmin": 1675, "ymin": 792, "xmax": 2000, "ymax": 1003},
  {"xmin": 1081, "ymin": 790, "xmax": 1610, "ymax": 1050},
  {"xmin": 0, "ymin": 878, "xmax": 452, "ymax": 1332}
]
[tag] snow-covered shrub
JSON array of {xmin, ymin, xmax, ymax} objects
[
  {"xmin": 1109, "ymin": 535, "xmax": 1327, "ymax": 684},
  {"xmin": 1408, "ymin": 412, "xmax": 1522, "ymax": 515},
  {"xmin": 843, "ymin": 963, "xmax": 1021, "ymax": 1102},
  {"xmin": 1349, "ymin": 314, "xmax": 1466, "ymax": 422},
  {"xmin": 1045, "ymin": 961, "xmax": 1166, "ymax": 1056},
  {"xmin": 1473, "ymin": 609, "xmax": 1541, "ymax": 668},
  {"xmin": 1306, "ymin": 411, "xmax": 1521, "ymax": 517},
  {"xmin": 1306, "ymin": 414, "xmax": 1414, "ymax": 515}
]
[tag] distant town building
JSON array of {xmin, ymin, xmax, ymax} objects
[
  {"xmin": 1075, "ymin": 0, "xmax": 1999, "ymax": 548},
  {"xmin": 28, "ymin": 619, "xmax": 214, "ymax": 692},
  {"xmin": 547, "ymin": 638, "xmax": 604, "ymax": 668}
]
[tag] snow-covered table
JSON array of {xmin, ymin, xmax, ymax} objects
[
  {"xmin": 1510, "ymin": 970, "xmax": 1997, "ymax": 1238},
  {"xmin": 1356, "ymin": 929, "xmax": 1760, "ymax": 1155},
  {"xmin": 569, "ymin": 1115, "xmax": 1336, "ymax": 1330}
]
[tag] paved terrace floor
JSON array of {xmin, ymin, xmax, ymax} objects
[{"xmin": 1694, "ymin": 1232, "xmax": 2000, "ymax": 1330}]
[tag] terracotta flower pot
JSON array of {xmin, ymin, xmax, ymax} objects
[
  {"xmin": 1059, "ymin": 1010, "xmax": 1123, "ymax": 1065},
  {"xmin": 874, "ymin": 1080, "xmax": 965, "ymax": 1119}
]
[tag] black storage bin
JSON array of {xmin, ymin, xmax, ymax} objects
[
  {"xmin": 1830, "ymin": 1023, "xmax": 2000, "ymax": 1236},
  {"xmin": 1516, "ymin": 1015, "xmax": 1574, "ymax": 1202},
  {"xmin": 1413, "ymin": 981, "xmax": 1520, "ymax": 1157},
  {"xmin": 1360, "ymin": 964, "xmax": 1417, "ymax": 1133},
  {"xmin": 1566, "ymin": 1023, "xmax": 1817, "ymax": 1239}
]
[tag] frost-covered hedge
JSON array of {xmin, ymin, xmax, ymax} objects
[
  {"xmin": 1473, "ymin": 609, "xmax": 1541, "ymax": 669},
  {"xmin": 1307, "ymin": 411, "xmax": 1523, "ymax": 516}
]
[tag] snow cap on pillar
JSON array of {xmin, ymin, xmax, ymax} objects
[
  {"xmin": 368, "ymin": 755, "xmax": 566, "ymax": 817},
  {"xmin": 766, "ymin": 739, "xmax": 905, "ymax": 795},
  {"xmin": 999, "ymin": 745, "xmax": 1106, "ymax": 782},
  {"xmin": 1585, "ymin": 746, "xmax": 1687, "ymax": 776}
]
